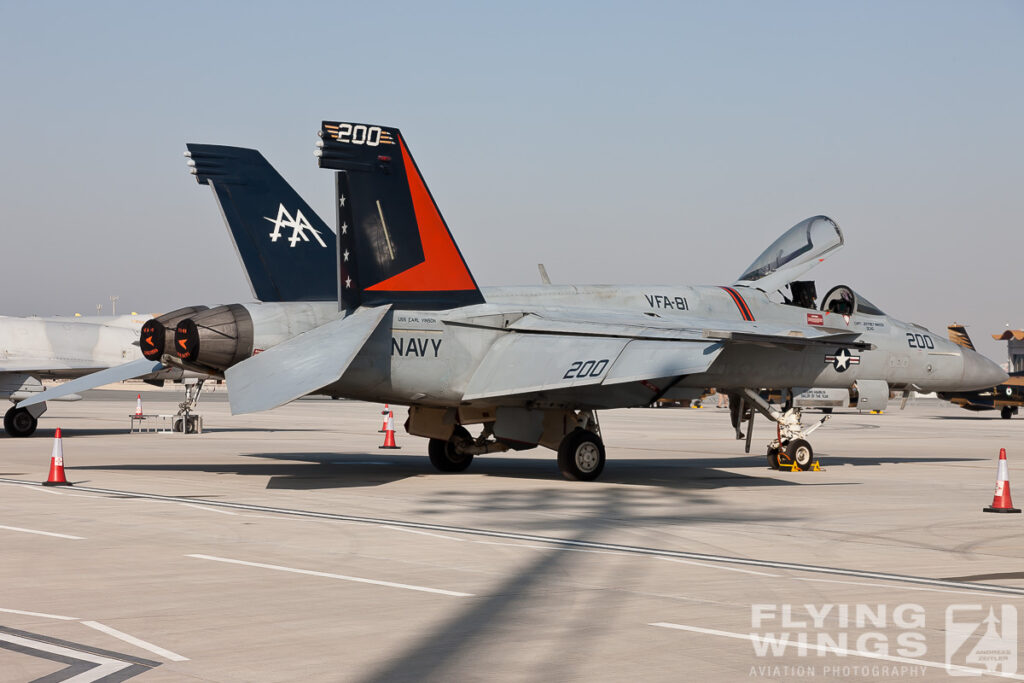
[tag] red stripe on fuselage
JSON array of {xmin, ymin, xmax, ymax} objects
[{"xmin": 719, "ymin": 287, "xmax": 755, "ymax": 321}]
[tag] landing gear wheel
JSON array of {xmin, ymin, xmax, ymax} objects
[
  {"xmin": 1002, "ymin": 406, "xmax": 1014, "ymax": 420},
  {"xmin": 766, "ymin": 446, "xmax": 781, "ymax": 470},
  {"xmin": 786, "ymin": 438, "xmax": 814, "ymax": 471},
  {"xmin": 557, "ymin": 429, "xmax": 606, "ymax": 481},
  {"xmin": 4, "ymin": 406, "xmax": 37, "ymax": 437},
  {"xmin": 428, "ymin": 426, "xmax": 474, "ymax": 473}
]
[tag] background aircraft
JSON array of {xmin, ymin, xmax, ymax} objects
[
  {"xmin": 939, "ymin": 324, "xmax": 1023, "ymax": 419},
  {"xmin": 158, "ymin": 121, "xmax": 1005, "ymax": 480},
  {"xmin": 11, "ymin": 144, "xmax": 339, "ymax": 435}
]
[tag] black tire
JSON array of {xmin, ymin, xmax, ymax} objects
[
  {"xmin": 557, "ymin": 429, "xmax": 606, "ymax": 481},
  {"xmin": 1002, "ymin": 406, "xmax": 1013, "ymax": 420},
  {"xmin": 4, "ymin": 406, "xmax": 37, "ymax": 437},
  {"xmin": 428, "ymin": 426, "xmax": 474, "ymax": 472},
  {"xmin": 172, "ymin": 417, "xmax": 184, "ymax": 433},
  {"xmin": 766, "ymin": 446, "xmax": 781, "ymax": 470},
  {"xmin": 786, "ymin": 438, "xmax": 814, "ymax": 471},
  {"xmin": 184, "ymin": 416, "xmax": 198, "ymax": 434}
]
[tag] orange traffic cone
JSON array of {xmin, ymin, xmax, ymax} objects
[
  {"xmin": 135, "ymin": 394, "xmax": 143, "ymax": 418},
  {"xmin": 43, "ymin": 428, "xmax": 71, "ymax": 487},
  {"xmin": 379, "ymin": 411, "xmax": 400, "ymax": 449},
  {"xmin": 984, "ymin": 448, "xmax": 1021, "ymax": 513},
  {"xmin": 379, "ymin": 404, "xmax": 390, "ymax": 433}
]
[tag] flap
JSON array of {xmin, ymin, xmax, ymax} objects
[
  {"xmin": 602, "ymin": 340, "xmax": 722, "ymax": 385},
  {"xmin": 462, "ymin": 334, "xmax": 630, "ymax": 401},
  {"xmin": 225, "ymin": 305, "xmax": 390, "ymax": 415}
]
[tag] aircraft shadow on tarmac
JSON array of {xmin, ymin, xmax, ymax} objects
[{"xmin": 62, "ymin": 450, "xmax": 985, "ymax": 491}]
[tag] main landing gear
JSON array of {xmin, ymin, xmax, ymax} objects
[
  {"xmin": 734, "ymin": 389, "xmax": 828, "ymax": 471},
  {"xmin": 171, "ymin": 379, "xmax": 205, "ymax": 434},
  {"xmin": 422, "ymin": 409, "xmax": 607, "ymax": 481}
]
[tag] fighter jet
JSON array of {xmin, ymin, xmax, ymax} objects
[
  {"xmin": 27, "ymin": 123, "xmax": 1005, "ymax": 479},
  {"xmin": 11, "ymin": 145, "xmax": 341, "ymax": 435},
  {"xmin": 939, "ymin": 324, "xmax": 1022, "ymax": 419},
  {"xmin": 143, "ymin": 121, "xmax": 1001, "ymax": 480}
]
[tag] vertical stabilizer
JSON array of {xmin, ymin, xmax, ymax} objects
[
  {"xmin": 186, "ymin": 144, "xmax": 337, "ymax": 302},
  {"xmin": 316, "ymin": 122, "xmax": 484, "ymax": 310},
  {"xmin": 948, "ymin": 323, "xmax": 977, "ymax": 351}
]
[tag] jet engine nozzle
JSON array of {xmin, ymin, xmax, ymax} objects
[
  {"xmin": 139, "ymin": 306, "xmax": 210, "ymax": 360},
  {"xmin": 174, "ymin": 304, "xmax": 254, "ymax": 373}
]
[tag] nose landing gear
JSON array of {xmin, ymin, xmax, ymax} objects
[{"xmin": 737, "ymin": 388, "xmax": 828, "ymax": 471}]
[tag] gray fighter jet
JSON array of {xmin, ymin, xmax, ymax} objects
[{"xmin": 25, "ymin": 122, "xmax": 1006, "ymax": 480}]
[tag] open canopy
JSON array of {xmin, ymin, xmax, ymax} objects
[{"xmin": 734, "ymin": 215, "xmax": 844, "ymax": 293}]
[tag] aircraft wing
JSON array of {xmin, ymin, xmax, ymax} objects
[
  {"xmin": 225, "ymin": 305, "xmax": 391, "ymax": 415},
  {"xmin": 0, "ymin": 360, "xmax": 116, "ymax": 374},
  {"xmin": 455, "ymin": 308, "xmax": 867, "ymax": 402},
  {"xmin": 17, "ymin": 358, "xmax": 166, "ymax": 408}
]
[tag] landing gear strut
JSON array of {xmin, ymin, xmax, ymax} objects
[
  {"xmin": 4, "ymin": 406, "xmax": 38, "ymax": 437},
  {"xmin": 738, "ymin": 388, "xmax": 827, "ymax": 471},
  {"xmin": 171, "ymin": 380, "xmax": 204, "ymax": 434}
]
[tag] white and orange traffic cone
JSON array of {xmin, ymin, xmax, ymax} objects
[
  {"xmin": 43, "ymin": 428, "xmax": 71, "ymax": 487},
  {"xmin": 379, "ymin": 404, "xmax": 390, "ymax": 433},
  {"xmin": 379, "ymin": 411, "xmax": 400, "ymax": 449},
  {"xmin": 135, "ymin": 394, "xmax": 144, "ymax": 418},
  {"xmin": 984, "ymin": 448, "xmax": 1021, "ymax": 513}
]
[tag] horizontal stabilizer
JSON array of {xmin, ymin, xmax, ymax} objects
[
  {"xmin": 225, "ymin": 305, "xmax": 391, "ymax": 415},
  {"xmin": 17, "ymin": 358, "xmax": 165, "ymax": 408}
]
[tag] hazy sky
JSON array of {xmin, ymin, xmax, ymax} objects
[{"xmin": 0, "ymin": 1, "xmax": 1020, "ymax": 362}]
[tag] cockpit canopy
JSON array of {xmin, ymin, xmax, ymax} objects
[
  {"xmin": 820, "ymin": 285, "xmax": 886, "ymax": 316},
  {"xmin": 734, "ymin": 216, "xmax": 844, "ymax": 293}
]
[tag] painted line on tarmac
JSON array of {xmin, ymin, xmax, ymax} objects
[
  {"xmin": 790, "ymin": 575, "xmax": 1011, "ymax": 598},
  {"xmin": 186, "ymin": 553, "xmax": 474, "ymax": 597},
  {"xmin": 178, "ymin": 502, "xmax": 239, "ymax": 516},
  {"xmin": 81, "ymin": 621, "xmax": 189, "ymax": 662},
  {"xmin": 5, "ymin": 477, "xmax": 1024, "ymax": 598},
  {"xmin": 0, "ymin": 607, "xmax": 79, "ymax": 621},
  {"xmin": 0, "ymin": 524, "xmax": 84, "ymax": 540},
  {"xmin": 0, "ymin": 625, "xmax": 159, "ymax": 682},
  {"xmin": 0, "ymin": 481, "xmax": 65, "ymax": 495},
  {"xmin": 649, "ymin": 622, "xmax": 1024, "ymax": 680}
]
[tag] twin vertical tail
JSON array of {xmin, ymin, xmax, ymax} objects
[
  {"xmin": 316, "ymin": 122, "xmax": 484, "ymax": 311},
  {"xmin": 185, "ymin": 144, "xmax": 337, "ymax": 302},
  {"xmin": 947, "ymin": 323, "xmax": 977, "ymax": 351}
]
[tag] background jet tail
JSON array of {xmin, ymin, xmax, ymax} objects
[
  {"xmin": 186, "ymin": 144, "xmax": 337, "ymax": 302},
  {"xmin": 315, "ymin": 122, "xmax": 484, "ymax": 310},
  {"xmin": 947, "ymin": 323, "xmax": 977, "ymax": 350}
]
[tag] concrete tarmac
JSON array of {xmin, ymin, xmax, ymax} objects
[{"xmin": 1, "ymin": 392, "xmax": 1022, "ymax": 682}]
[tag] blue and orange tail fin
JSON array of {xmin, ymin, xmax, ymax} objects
[{"xmin": 316, "ymin": 121, "xmax": 484, "ymax": 310}]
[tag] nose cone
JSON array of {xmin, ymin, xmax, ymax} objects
[{"xmin": 961, "ymin": 349, "xmax": 1009, "ymax": 391}]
